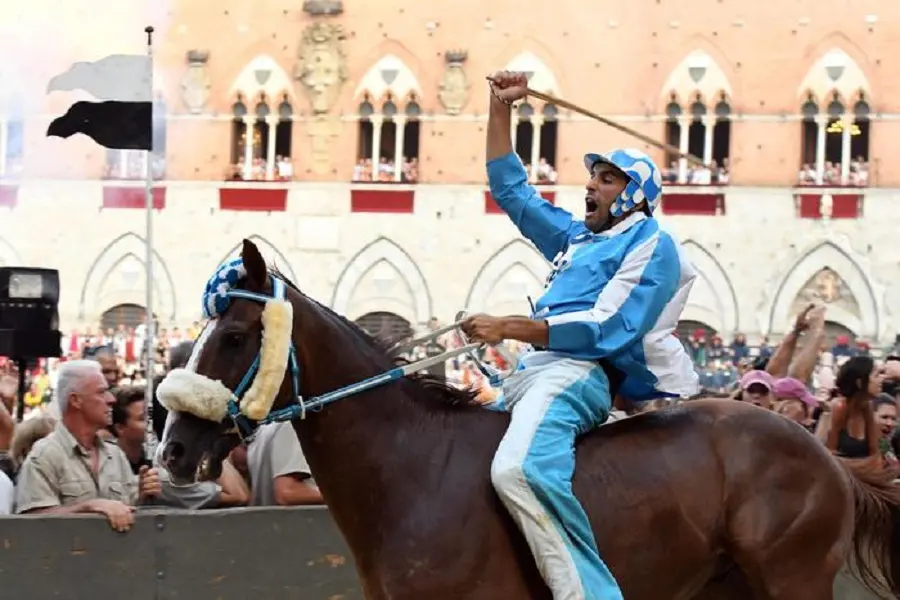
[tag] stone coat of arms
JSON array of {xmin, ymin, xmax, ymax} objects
[
  {"xmin": 294, "ymin": 23, "xmax": 349, "ymax": 115},
  {"xmin": 181, "ymin": 50, "xmax": 211, "ymax": 115},
  {"xmin": 438, "ymin": 50, "xmax": 469, "ymax": 115}
]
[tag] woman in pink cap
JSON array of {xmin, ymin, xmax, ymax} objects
[{"xmin": 772, "ymin": 377, "xmax": 818, "ymax": 430}]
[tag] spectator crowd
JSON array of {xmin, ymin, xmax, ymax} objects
[{"xmin": 0, "ymin": 301, "xmax": 899, "ymax": 529}]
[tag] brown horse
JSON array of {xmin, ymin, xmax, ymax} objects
[{"xmin": 159, "ymin": 239, "xmax": 900, "ymax": 600}]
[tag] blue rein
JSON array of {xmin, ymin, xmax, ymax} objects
[{"xmin": 220, "ymin": 277, "xmax": 511, "ymax": 440}]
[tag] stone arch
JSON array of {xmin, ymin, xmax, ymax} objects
[
  {"xmin": 79, "ymin": 232, "xmax": 177, "ymax": 321},
  {"xmin": 215, "ymin": 235, "xmax": 296, "ymax": 283},
  {"xmin": 331, "ymin": 237, "xmax": 431, "ymax": 325},
  {"xmin": 798, "ymin": 47, "xmax": 871, "ymax": 104},
  {"xmin": 0, "ymin": 236, "xmax": 22, "ymax": 266},
  {"xmin": 353, "ymin": 54, "xmax": 422, "ymax": 103},
  {"xmin": 767, "ymin": 241, "xmax": 879, "ymax": 338},
  {"xmin": 681, "ymin": 240, "xmax": 740, "ymax": 334},
  {"xmin": 465, "ymin": 240, "xmax": 550, "ymax": 314},
  {"xmin": 503, "ymin": 50, "xmax": 560, "ymax": 96},
  {"xmin": 227, "ymin": 54, "xmax": 296, "ymax": 102},
  {"xmin": 661, "ymin": 49, "xmax": 733, "ymax": 105}
]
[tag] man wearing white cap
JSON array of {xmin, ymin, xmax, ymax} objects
[{"xmin": 461, "ymin": 71, "xmax": 699, "ymax": 600}]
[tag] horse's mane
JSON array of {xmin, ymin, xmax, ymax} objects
[{"xmin": 270, "ymin": 266, "xmax": 480, "ymax": 409}]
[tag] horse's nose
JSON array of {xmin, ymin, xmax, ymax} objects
[{"xmin": 161, "ymin": 440, "xmax": 185, "ymax": 468}]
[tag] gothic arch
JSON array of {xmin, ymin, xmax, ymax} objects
[
  {"xmin": 0, "ymin": 236, "xmax": 22, "ymax": 266},
  {"xmin": 797, "ymin": 47, "xmax": 871, "ymax": 103},
  {"xmin": 353, "ymin": 54, "xmax": 422, "ymax": 102},
  {"xmin": 503, "ymin": 50, "xmax": 560, "ymax": 96},
  {"xmin": 767, "ymin": 241, "xmax": 879, "ymax": 338},
  {"xmin": 79, "ymin": 232, "xmax": 177, "ymax": 321},
  {"xmin": 465, "ymin": 240, "xmax": 551, "ymax": 312},
  {"xmin": 215, "ymin": 235, "xmax": 296, "ymax": 283},
  {"xmin": 331, "ymin": 237, "xmax": 431, "ymax": 324},
  {"xmin": 681, "ymin": 240, "xmax": 740, "ymax": 334},
  {"xmin": 227, "ymin": 54, "xmax": 296, "ymax": 102},
  {"xmin": 660, "ymin": 49, "xmax": 734, "ymax": 106}
]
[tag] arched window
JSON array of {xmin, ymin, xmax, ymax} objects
[
  {"xmin": 513, "ymin": 102, "xmax": 534, "ymax": 173},
  {"xmin": 664, "ymin": 99, "xmax": 683, "ymax": 175},
  {"xmin": 276, "ymin": 96, "xmax": 294, "ymax": 181},
  {"xmin": 824, "ymin": 93, "xmax": 846, "ymax": 185},
  {"xmin": 229, "ymin": 96, "xmax": 249, "ymax": 180},
  {"xmin": 851, "ymin": 98, "xmax": 870, "ymax": 186},
  {"xmin": 800, "ymin": 96, "xmax": 819, "ymax": 174},
  {"xmin": 712, "ymin": 97, "xmax": 731, "ymax": 180},
  {"xmin": 402, "ymin": 100, "xmax": 421, "ymax": 182},
  {"xmin": 536, "ymin": 104, "xmax": 559, "ymax": 185}
]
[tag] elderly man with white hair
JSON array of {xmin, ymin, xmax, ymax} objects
[{"xmin": 15, "ymin": 360, "xmax": 161, "ymax": 532}]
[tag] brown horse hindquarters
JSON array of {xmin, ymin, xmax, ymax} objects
[
  {"xmin": 570, "ymin": 400, "xmax": 851, "ymax": 599},
  {"xmin": 573, "ymin": 400, "xmax": 853, "ymax": 599}
]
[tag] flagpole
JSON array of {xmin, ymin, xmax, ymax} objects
[{"xmin": 143, "ymin": 25, "xmax": 157, "ymax": 462}]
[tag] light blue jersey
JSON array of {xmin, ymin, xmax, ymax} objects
[{"xmin": 488, "ymin": 151, "xmax": 699, "ymax": 400}]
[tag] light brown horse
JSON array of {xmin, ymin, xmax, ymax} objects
[{"xmin": 159, "ymin": 239, "xmax": 900, "ymax": 600}]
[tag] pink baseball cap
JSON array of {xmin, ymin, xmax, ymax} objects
[
  {"xmin": 773, "ymin": 377, "xmax": 817, "ymax": 410},
  {"xmin": 740, "ymin": 370, "xmax": 775, "ymax": 391}
]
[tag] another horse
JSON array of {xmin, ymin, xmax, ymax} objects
[{"xmin": 159, "ymin": 239, "xmax": 900, "ymax": 600}]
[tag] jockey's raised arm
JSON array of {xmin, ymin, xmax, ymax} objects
[{"xmin": 485, "ymin": 72, "xmax": 579, "ymax": 261}]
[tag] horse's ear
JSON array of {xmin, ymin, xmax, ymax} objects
[{"xmin": 241, "ymin": 238, "xmax": 267, "ymax": 291}]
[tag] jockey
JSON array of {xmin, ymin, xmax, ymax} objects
[{"xmin": 462, "ymin": 71, "xmax": 699, "ymax": 600}]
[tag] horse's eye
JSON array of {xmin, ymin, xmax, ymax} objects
[{"xmin": 223, "ymin": 332, "xmax": 245, "ymax": 347}]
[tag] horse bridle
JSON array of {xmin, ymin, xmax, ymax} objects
[{"xmin": 217, "ymin": 276, "xmax": 517, "ymax": 442}]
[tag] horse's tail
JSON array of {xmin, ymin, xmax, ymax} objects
[{"xmin": 838, "ymin": 457, "xmax": 900, "ymax": 597}]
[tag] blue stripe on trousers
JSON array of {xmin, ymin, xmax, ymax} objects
[{"xmin": 520, "ymin": 367, "xmax": 623, "ymax": 600}]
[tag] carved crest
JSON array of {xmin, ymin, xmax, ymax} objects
[
  {"xmin": 181, "ymin": 50, "xmax": 211, "ymax": 115},
  {"xmin": 438, "ymin": 50, "xmax": 469, "ymax": 115},
  {"xmin": 294, "ymin": 23, "xmax": 348, "ymax": 115}
]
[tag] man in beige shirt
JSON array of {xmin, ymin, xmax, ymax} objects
[{"xmin": 15, "ymin": 360, "xmax": 161, "ymax": 532}]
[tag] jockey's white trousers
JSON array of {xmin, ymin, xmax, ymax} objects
[{"xmin": 489, "ymin": 351, "xmax": 623, "ymax": 600}]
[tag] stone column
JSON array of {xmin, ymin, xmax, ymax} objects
[
  {"xmin": 393, "ymin": 116, "xmax": 407, "ymax": 182},
  {"xmin": 118, "ymin": 151, "xmax": 128, "ymax": 179},
  {"xmin": 840, "ymin": 114, "xmax": 852, "ymax": 184},
  {"xmin": 242, "ymin": 116, "xmax": 254, "ymax": 180},
  {"xmin": 370, "ymin": 115, "xmax": 383, "ymax": 169},
  {"xmin": 265, "ymin": 116, "xmax": 278, "ymax": 180},
  {"xmin": 0, "ymin": 120, "xmax": 7, "ymax": 178},
  {"xmin": 678, "ymin": 116, "xmax": 691, "ymax": 183},
  {"xmin": 702, "ymin": 116, "xmax": 715, "ymax": 167},
  {"xmin": 815, "ymin": 115, "xmax": 827, "ymax": 184},
  {"xmin": 510, "ymin": 115, "xmax": 518, "ymax": 153},
  {"xmin": 529, "ymin": 116, "xmax": 544, "ymax": 183}
]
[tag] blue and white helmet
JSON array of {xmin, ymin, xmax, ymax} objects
[{"xmin": 583, "ymin": 148, "xmax": 663, "ymax": 218}]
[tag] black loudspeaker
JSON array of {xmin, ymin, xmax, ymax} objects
[{"xmin": 0, "ymin": 267, "xmax": 62, "ymax": 359}]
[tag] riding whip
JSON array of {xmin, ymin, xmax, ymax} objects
[{"xmin": 486, "ymin": 77, "xmax": 705, "ymax": 167}]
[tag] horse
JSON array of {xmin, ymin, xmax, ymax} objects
[{"xmin": 158, "ymin": 239, "xmax": 900, "ymax": 600}]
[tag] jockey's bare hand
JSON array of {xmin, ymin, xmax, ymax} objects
[
  {"xmin": 461, "ymin": 314, "xmax": 506, "ymax": 345},
  {"xmin": 487, "ymin": 71, "xmax": 529, "ymax": 103}
]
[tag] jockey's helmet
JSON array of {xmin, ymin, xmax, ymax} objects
[{"xmin": 583, "ymin": 149, "xmax": 662, "ymax": 218}]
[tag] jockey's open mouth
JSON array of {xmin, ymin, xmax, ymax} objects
[{"xmin": 584, "ymin": 195, "xmax": 600, "ymax": 218}]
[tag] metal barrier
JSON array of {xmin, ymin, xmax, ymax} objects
[
  {"xmin": 0, "ymin": 506, "xmax": 362, "ymax": 599},
  {"xmin": 0, "ymin": 505, "xmax": 883, "ymax": 599}
]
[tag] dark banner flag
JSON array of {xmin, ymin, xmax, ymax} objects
[{"xmin": 46, "ymin": 54, "xmax": 152, "ymax": 150}]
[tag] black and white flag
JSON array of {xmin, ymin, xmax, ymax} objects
[{"xmin": 46, "ymin": 54, "xmax": 152, "ymax": 150}]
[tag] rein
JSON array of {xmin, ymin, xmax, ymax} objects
[{"xmin": 222, "ymin": 279, "xmax": 517, "ymax": 440}]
